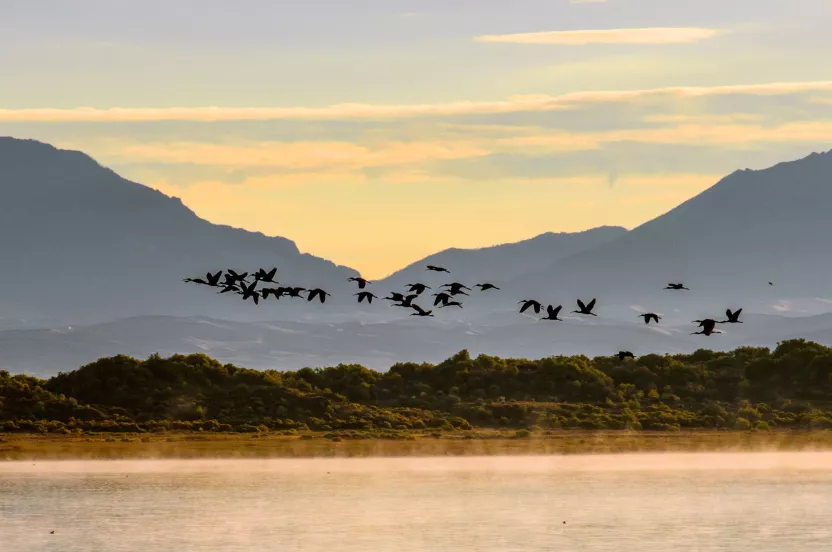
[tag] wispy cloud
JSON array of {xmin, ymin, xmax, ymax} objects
[
  {"xmin": 94, "ymin": 140, "xmax": 489, "ymax": 170},
  {"xmin": 475, "ymin": 27, "xmax": 723, "ymax": 46},
  {"xmin": 4, "ymin": 81, "xmax": 832, "ymax": 123}
]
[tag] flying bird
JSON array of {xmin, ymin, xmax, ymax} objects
[
  {"xmin": 541, "ymin": 305, "xmax": 563, "ymax": 321},
  {"xmin": 519, "ymin": 300, "xmax": 543, "ymax": 315},
  {"xmin": 618, "ymin": 351, "xmax": 635, "ymax": 361},
  {"xmin": 355, "ymin": 291, "xmax": 378, "ymax": 304},
  {"xmin": 349, "ymin": 277, "xmax": 371, "ymax": 289},
  {"xmin": 768, "ymin": 281, "xmax": 774, "ymax": 286},
  {"xmin": 254, "ymin": 268, "xmax": 278, "ymax": 284},
  {"xmin": 572, "ymin": 298, "xmax": 598, "ymax": 316},
  {"xmin": 691, "ymin": 319, "xmax": 721, "ymax": 336},
  {"xmin": 384, "ymin": 292, "xmax": 407, "ymax": 303},
  {"xmin": 432, "ymin": 292, "xmax": 454, "ymax": 307},
  {"xmin": 638, "ymin": 313, "xmax": 661, "ymax": 325},
  {"xmin": 721, "ymin": 308, "xmax": 743, "ymax": 324},
  {"xmin": 442, "ymin": 283, "xmax": 471, "ymax": 296},
  {"xmin": 226, "ymin": 270, "xmax": 249, "ymax": 284},
  {"xmin": 307, "ymin": 288, "xmax": 331, "ymax": 304},
  {"xmin": 426, "ymin": 265, "xmax": 450, "ymax": 273},
  {"xmin": 406, "ymin": 283, "xmax": 431, "ymax": 295},
  {"xmin": 474, "ymin": 283, "xmax": 500, "ymax": 291},
  {"xmin": 183, "ymin": 271, "xmax": 223, "ymax": 287},
  {"xmin": 410, "ymin": 304, "xmax": 434, "ymax": 317},
  {"xmin": 260, "ymin": 287, "xmax": 282, "ymax": 300},
  {"xmin": 239, "ymin": 282, "xmax": 260, "ymax": 305},
  {"xmin": 217, "ymin": 284, "xmax": 240, "ymax": 294},
  {"xmin": 393, "ymin": 294, "xmax": 419, "ymax": 308},
  {"xmin": 284, "ymin": 287, "xmax": 307, "ymax": 298},
  {"xmin": 664, "ymin": 283, "xmax": 690, "ymax": 291}
]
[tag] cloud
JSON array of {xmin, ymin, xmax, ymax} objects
[
  {"xmin": 475, "ymin": 28, "xmax": 723, "ymax": 46},
  {"xmin": 81, "ymin": 139, "xmax": 489, "ymax": 172},
  {"xmin": 4, "ymin": 81, "xmax": 832, "ymax": 123}
]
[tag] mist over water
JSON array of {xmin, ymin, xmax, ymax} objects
[{"xmin": 2, "ymin": 453, "xmax": 831, "ymax": 551}]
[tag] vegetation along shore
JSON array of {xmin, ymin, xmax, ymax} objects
[{"xmin": 3, "ymin": 338, "xmax": 832, "ymax": 459}]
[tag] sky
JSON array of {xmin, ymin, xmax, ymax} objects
[{"xmin": 2, "ymin": 0, "xmax": 832, "ymax": 278}]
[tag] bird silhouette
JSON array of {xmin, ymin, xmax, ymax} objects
[
  {"xmin": 217, "ymin": 284, "xmax": 240, "ymax": 294},
  {"xmin": 441, "ymin": 283, "xmax": 471, "ymax": 296},
  {"xmin": 691, "ymin": 319, "xmax": 721, "ymax": 336},
  {"xmin": 261, "ymin": 287, "xmax": 282, "ymax": 300},
  {"xmin": 393, "ymin": 294, "xmax": 419, "ymax": 308},
  {"xmin": 410, "ymin": 304, "xmax": 434, "ymax": 317},
  {"xmin": 638, "ymin": 313, "xmax": 661, "ymax": 324},
  {"xmin": 664, "ymin": 283, "xmax": 690, "ymax": 290},
  {"xmin": 618, "ymin": 351, "xmax": 635, "ymax": 361},
  {"xmin": 721, "ymin": 308, "xmax": 743, "ymax": 323},
  {"xmin": 768, "ymin": 281, "xmax": 774, "ymax": 286},
  {"xmin": 406, "ymin": 283, "xmax": 431, "ymax": 295},
  {"xmin": 384, "ymin": 292, "xmax": 407, "ymax": 303},
  {"xmin": 426, "ymin": 265, "xmax": 450, "ymax": 273},
  {"xmin": 226, "ymin": 270, "xmax": 249, "ymax": 284},
  {"xmin": 184, "ymin": 271, "xmax": 223, "ymax": 287},
  {"xmin": 307, "ymin": 289, "xmax": 331, "ymax": 304},
  {"xmin": 355, "ymin": 291, "xmax": 378, "ymax": 304},
  {"xmin": 348, "ymin": 277, "xmax": 371, "ymax": 289},
  {"xmin": 518, "ymin": 300, "xmax": 543, "ymax": 315},
  {"xmin": 285, "ymin": 287, "xmax": 307, "ymax": 298},
  {"xmin": 439, "ymin": 301, "xmax": 463, "ymax": 309},
  {"xmin": 432, "ymin": 292, "xmax": 454, "ymax": 307},
  {"xmin": 572, "ymin": 298, "xmax": 598, "ymax": 316},
  {"xmin": 474, "ymin": 283, "xmax": 500, "ymax": 291},
  {"xmin": 239, "ymin": 282, "xmax": 260, "ymax": 305},
  {"xmin": 541, "ymin": 305, "xmax": 563, "ymax": 321},
  {"xmin": 253, "ymin": 268, "xmax": 278, "ymax": 284}
]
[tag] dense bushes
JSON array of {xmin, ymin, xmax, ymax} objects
[{"xmin": 3, "ymin": 339, "xmax": 832, "ymax": 433}]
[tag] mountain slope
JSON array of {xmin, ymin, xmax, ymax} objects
[
  {"xmin": 506, "ymin": 149, "xmax": 832, "ymax": 319},
  {"xmin": 0, "ymin": 137, "xmax": 359, "ymax": 325},
  {"xmin": 376, "ymin": 227, "xmax": 627, "ymax": 288}
]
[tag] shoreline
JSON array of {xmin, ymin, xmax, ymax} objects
[{"xmin": 2, "ymin": 430, "xmax": 832, "ymax": 461}]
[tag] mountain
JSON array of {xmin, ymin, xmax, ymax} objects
[
  {"xmin": 505, "ymin": 149, "xmax": 832, "ymax": 322},
  {"xmin": 0, "ymin": 137, "xmax": 359, "ymax": 326},
  {"xmin": 376, "ymin": 226, "xmax": 627, "ymax": 289}
]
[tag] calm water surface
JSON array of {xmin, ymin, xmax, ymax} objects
[{"xmin": 2, "ymin": 452, "xmax": 831, "ymax": 552}]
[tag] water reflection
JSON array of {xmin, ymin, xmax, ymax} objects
[{"xmin": 2, "ymin": 453, "xmax": 831, "ymax": 552}]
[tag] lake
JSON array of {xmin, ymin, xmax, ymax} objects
[{"xmin": 2, "ymin": 452, "xmax": 831, "ymax": 551}]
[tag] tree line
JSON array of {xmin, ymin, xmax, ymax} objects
[{"xmin": 2, "ymin": 339, "xmax": 832, "ymax": 435}]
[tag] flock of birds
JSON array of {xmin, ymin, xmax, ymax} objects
[{"xmin": 184, "ymin": 265, "xmax": 756, "ymax": 360}]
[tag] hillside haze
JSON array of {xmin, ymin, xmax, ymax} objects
[
  {"xmin": 377, "ymin": 226, "xmax": 627, "ymax": 288},
  {"xmin": 506, "ymin": 150, "xmax": 832, "ymax": 321},
  {"xmin": 0, "ymin": 138, "xmax": 359, "ymax": 326}
]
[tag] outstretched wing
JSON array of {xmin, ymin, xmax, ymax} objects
[
  {"xmin": 553, "ymin": 305, "xmax": 562, "ymax": 317},
  {"xmin": 519, "ymin": 302, "xmax": 531, "ymax": 314},
  {"xmin": 734, "ymin": 308, "xmax": 742, "ymax": 317},
  {"xmin": 307, "ymin": 290, "xmax": 318, "ymax": 302},
  {"xmin": 577, "ymin": 299, "xmax": 586, "ymax": 311},
  {"xmin": 411, "ymin": 304, "xmax": 426, "ymax": 315},
  {"xmin": 587, "ymin": 298, "xmax": 597, "ymax": 311},
  {"xmin": 726, "ymin": 308, "xmax": 733, "ymax": 319}
]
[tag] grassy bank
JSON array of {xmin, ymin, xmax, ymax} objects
[{"xmin": 2, "ymin": 430, "xmax": 832, "ymax": 461}]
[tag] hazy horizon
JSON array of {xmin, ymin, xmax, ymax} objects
[{"xmin": 3, "ymin": 0, "xmax": 832, "ymax": 278}]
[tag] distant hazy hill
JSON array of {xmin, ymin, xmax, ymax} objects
[
  {"xmin": 5, "ymin": 312, "xmax": 832, "ymax": 377},
  {"xmin": 0, "ymin": 138, "xmax": 359, "ymax": 326},
  {"xmin": 376, "ymin": 227, "xmax": 627, "ymax": 289},
  {"xmin": 506, "ymin": 149, "xmax": 832, "ymax": 320}
]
